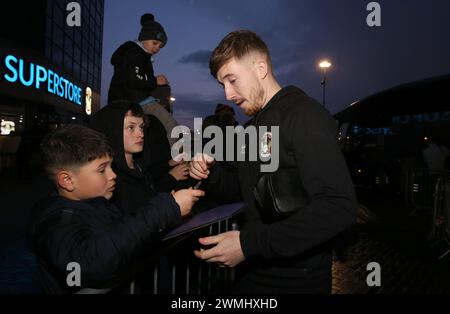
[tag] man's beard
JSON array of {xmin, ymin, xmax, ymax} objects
[{"xmin": 244, "ymin": 83, "xmax": 265, "ymax": 116}]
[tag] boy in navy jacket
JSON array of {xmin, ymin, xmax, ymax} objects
[{"xmin": 28, "ymin": 125, "xmax": 203, "ymax": 293}]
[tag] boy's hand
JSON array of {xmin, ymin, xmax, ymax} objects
[
  {"xmin": 169, "ymin": 153, "xmax": 189, "ymax": 167},
  {"xmin": 172, "ymin": 189, "xmax": 205, "ymax": 217},
  {"xmin": 189, "ymin": 153, "xmax": 215, "ymax": 180},
  {"xmin": 169, "ymin": 163, "xmax": 190, "ymax": 181},
  {"xmin": 156, "ymin": 75, "xmax": 169, "ymax": 85}
]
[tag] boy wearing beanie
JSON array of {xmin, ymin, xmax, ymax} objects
[{"xmin": 108, "ymin": 13, "xmax": 169, "ymax": 104}]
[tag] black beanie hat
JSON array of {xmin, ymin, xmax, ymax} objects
[{"xmin": 138, "ymin": 13, "xmax": 168, "ymax": 46}]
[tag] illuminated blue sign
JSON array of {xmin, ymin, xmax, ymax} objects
[
  {"xmin": 352, "ymin": 125, "xmax": 392, "ymax": 136},
  {"xmin": 392, "ymin": 112, "xmax": 450, "ymax": 125},
  {"xmin": 3, "ymin": 54, "xmax": 82, "ymax": 106}
]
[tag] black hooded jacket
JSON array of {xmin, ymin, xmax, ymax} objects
[
  {"xmin": 90, "ymin": 102, "xmax": 176, "ymax": 215},
  {"xmin": 108, "ymin": 41, "xmax": 157, "ymax": 104},
  {"xmin": 145, "ymin": 114, "xmax": 175, "ymax": 184},
  {"xmin": 27, "ymin": 191, "xmax": 180, "ymax": 294},
  {"xmin": 203, "ymin": 86, "xmax": 357, "ymax": 293}
]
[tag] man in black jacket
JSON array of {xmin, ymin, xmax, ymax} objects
[
  {"xmin": 190, "ymin": 30, "xmax": 357, "ymax": 294},
  {"xmin": 28, "ymin": 125, "xmax": 203, "ymax": 293},
  {"xmin": 108, "ymin": 13, "xmax": 169, "ymax": 104}
]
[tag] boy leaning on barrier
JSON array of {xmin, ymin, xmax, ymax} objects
[{"xmin": 27, "ymin": 124, "xmax": 204, "ymax": 294}]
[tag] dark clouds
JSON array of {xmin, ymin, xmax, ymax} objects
[
  {"xmin": 178, "ymin": 50, "xmax": 212, "ymax": 67},
  {"xmin": 103, "ymin": 0, "xmax": 450, "ymax": 117},
  {"xmin": 193, "ymin": 0, "xmax": 450, "ymax": 113}
]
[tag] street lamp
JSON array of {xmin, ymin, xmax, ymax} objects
[{"xmin": 319, "ymin": 60, "xmax": 332, "ymax": 106}]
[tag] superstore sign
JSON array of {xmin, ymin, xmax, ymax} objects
[{"xmin": 3, "ymin": 54, "xmax": 82, "ymax": 106}]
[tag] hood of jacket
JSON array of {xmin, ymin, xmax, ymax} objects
[
  {"xmin": 110, "ymin": 41, "xmax": 150, "ymax": 67},
  {"xmin": 90, "ymin": 102, "xmax": 145, "ymax": 178}
]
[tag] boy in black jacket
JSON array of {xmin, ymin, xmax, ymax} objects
[
  {"xmin": 28, "ymin": 125, "xmax": 204, "ymax": 293},
  {"xmin": 90, "ymin": 101, "xmax": 190, "ymax": 214},
  {"xmin": 108, "ymin": 13, "xmax": 169, "ymax": 104}
]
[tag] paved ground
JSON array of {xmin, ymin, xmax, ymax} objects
[
  {"xmin": 1, "ymin": 173, "xmax": 450, "ymax": 294},
  {"xmin": 332, "ymin": 230, "xmax": 450, "ymax": 294},
  {"xmin": 332, "ymin": 188, "xmax": 450, "ymax": 294}
]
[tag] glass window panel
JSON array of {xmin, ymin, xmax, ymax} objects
[
  {"xmin": 64, "ymin": 25, "xmax": 73, "ymax": 40},
  {"xmin": 73, "ymin": 62, "xmax": 81, "ymax": 79},
  {"xmin": 90, "ymin": 16, "xmax": 95, "ymax": 31},
  {"xmin": 45, "ymin": 37, "xmax": 52, "ymax": 59},
  {"xmin": 52, "ymin": 45, "xmax": 63, "ymax": 67},
  {"xmin": 89, "ymin": 45, "xmax": 95, "ymax": 60},
  {"xmin": 81, "ymin": 68, "xmax": 88, "ymax": 84},
  {"xmin": 46, "ymin": 0, "xmax": 54, "ymax": 15},
  {"xmin": 53, "ymin": 25, "xmax": 64, "ymax": 47},
  {"xmin": 46, "ymin": 16, "xmax": 52, "ymax": 38},
  {"xmin": 97, "ymin": 0, "xmax": 104, "ymax": 12},
  {"xmin": 73, "ymin": 45, "xmax": 81, "ymax": 63},
  {"xmin": 64, "ymin": 54, "xmax": 73, "ymax": 73},
  {"xmin": 53, "ymin": 5, "xmax": 65, "ymax": 27},
  {"xmin": 81, "ymin": 53, "xmax": 88, "ymax": 70},
  {"xmin": 64, "ymin": 38, "xmax": 73, "ymax": 55},
  {"xmin": 89, "ymin": 74, "xmax": 94, "ymax": 87},
  {"xmin": 74, "ymin": 29, "xmax": 82, "ymax": 44},
  {"xmin": 83, "ymin": 38, "xmax": 89, "ymax": 52}
]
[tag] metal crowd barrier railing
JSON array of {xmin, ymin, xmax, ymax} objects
[
  {"xmin": 403, "ymin": 169, "xmax": 450, "ymax": 258},
  {"xmin": 76, "ymin": 203, "xmax": 242, "ymax": 294},
  {"xmin": 404, "ymin": 169, "xmax": 449, "ymax": 215},
  {"xmin": 157, "ymin": 218, "xmax": 240, "ymax": 295},
  {"xmin": 428, "ymin": 176, "xmax": 450, "ymax": 259}
]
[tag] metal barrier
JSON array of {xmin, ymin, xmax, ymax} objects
[
  {"xmin": 89, "ymin": 204, "xmax": 242, "ymax": 294},
  {"xmin": 428, "ymin": 176, "xmax": 450, "ymax": 259},
  {"xmin": 154, "ymin": 217, "xmax": 239, "ymax": 295},
  {"xmin": 404, "ymin": 169, "xmax": 450, "ymax": 216},
  {"xmin": 70, "ymin": 204, "xmax": 241, "ymax": 295},
  {"xmin": 404, "ymin": 169, "xmax": 450, "ymax": 259}
]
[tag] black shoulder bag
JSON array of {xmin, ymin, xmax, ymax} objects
[{"xmin": 253, "ymin": 167, "xmax": 309, "ymax": 221}]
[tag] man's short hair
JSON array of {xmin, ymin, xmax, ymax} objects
[
  {"xmin": 209, "ymin": 30, "xmax": 272, "ymax": 79},
  {"xmin": 40, "ymin": 124, "xmax": 114, "ymax": 177}
]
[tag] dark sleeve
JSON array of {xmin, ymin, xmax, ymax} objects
[
  {"xmin": 146, "ymin": 115, "xmax": 172, "ymax": 180},
  {"xmin": 155, "ymin": 173, "xmax": 178, "ymax": 192},
  {"xmin": 31, "ymin": 193, "xmax": 180, "ymax": 289},
  {"xmin": 240, "ymin": 101, "xmax": 357, "ymax": 259},
  {"xmin": 123, "ymin": 50, "xmax": 157, "ymax": 91},
  {"xmin": 202, "ymin": 162, "xmax": 243, "ymax": 203}
]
